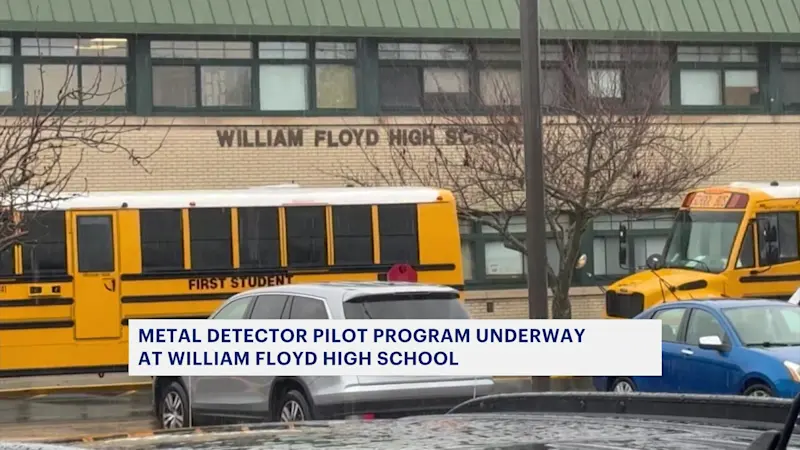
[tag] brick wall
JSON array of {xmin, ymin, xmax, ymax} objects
[
  {"xmin": 28, "ymin": 114, "xmax": 791, "ymax": 318},
  {"xmin": 464, "ymin": 287, "xmax": 606, "ymax": 319},
  {"xmin": 36, "ymin": 114, "xmax": 796, "ymax": 193}
]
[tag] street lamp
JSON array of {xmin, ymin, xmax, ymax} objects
[{"xmin": 520, "ymin": 0, "xmax": 551, "ymax": 392}]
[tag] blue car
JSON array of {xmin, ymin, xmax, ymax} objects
[{"xmin": 594, "ymin": 299, "xmax": 800, "ymax": 398}]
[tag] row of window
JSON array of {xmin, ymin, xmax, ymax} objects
[
  {"xmin": 4, "ymin": 204, "xmax": 419, "ymax": 276},
  {"xmin": 1, "ymin": 36, "xmax": 799, "ymax": 113}
]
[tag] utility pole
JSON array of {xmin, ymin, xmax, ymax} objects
[{"xmin": 520, "ymin": 0, "xmax": 551, "ymax": 392}]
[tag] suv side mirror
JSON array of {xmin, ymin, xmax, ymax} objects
[
  {"xmin": 698, "ymin": 335, "xmax": 729, "ymax": 352},
  {"xmin": 646, "ymin": 254, "xmax": 662, "ymax": 270}
]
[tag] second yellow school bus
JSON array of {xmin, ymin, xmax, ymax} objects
[
  {"xmin": 0, "ymin": 185, "xmax": 463, "ymax": 377},
  {"xmin": 606, "ymin": 181, "xmax": 800, "ymax": 318}
]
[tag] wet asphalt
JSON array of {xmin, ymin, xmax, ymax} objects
[{"xmin": 0, "ymin": 378, "xmax": 593, "ymax": 442}]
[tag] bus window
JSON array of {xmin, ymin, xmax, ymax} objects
[
  {"xmin": 238, "ymin": 207, "xmax": 280, "ymax": 269},
  {"xmin": 332, "ymin": 205, "xmax": 373, "ymax": 265},
  {"xmin": 735, "ymin": 224, "xmax": 755, "ymax": 269},
  {"xmin": 76, "ymin": 216, "xmax": 114, "ymax": 273},
  {"xmin": 378, "ymin": 204, "xmax": 419, "ymax": 265},
  {"xmin": 189, "ymin": 208, "xmax": 232, "ymax": 270},
  {"xmin": 757, "ymin": 212, "xmax": 799, "ymax": 265},
  {"xmin": 285, "ymin": 206, "xmax": 326, "ymax": 268},
  {"xmin": 140, "ymin": 209, "xmax": 184, "ymax": 272},
  {"xmin": 21, "ymin": 211, "xmax": 67, "ymax": 276}
]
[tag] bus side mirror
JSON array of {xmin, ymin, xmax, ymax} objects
[
  {"xmin": 646, "ymin": 254, "xmax": 663, "ymax": 270},
  {"xmin": 618, "ymin": 224, "xmax": 628, "ymax": 267}
]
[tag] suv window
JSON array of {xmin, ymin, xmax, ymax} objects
[
  {"xmin": 211, "ymin": 297, "xmax": 253, "ymax": 320},
  {"xmin": 685, "ymin": 309, "xmax": 726, "ymax": 346},
  {"xmin": 652, "ymin": 307, "xmax": 686, "ymax": 342},
  {"xmin": 250, "ymin": 295, "xmax": 290, "ymax": 320},
  {"xmin": 288, "ymin": 296, "xmax": 328, "ymax": 319},
  {"xmin": 343, "ymin": 292, "xmax": 469, "ymax": 319}
]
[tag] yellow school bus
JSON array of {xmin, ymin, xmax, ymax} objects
[
  {"xmin": 606, "ymin": 181, "xmax": 800, "ymax": 318},
  {"xmin": 1, "ymin": 185, "xmax": 463, "ymax": 377}
]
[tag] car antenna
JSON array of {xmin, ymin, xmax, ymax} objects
[{"xmin": 747, "ymin": 392, "xmax": 800, "ymax": 450}]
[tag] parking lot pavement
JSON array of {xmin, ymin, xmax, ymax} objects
[{"xmin": 0, "ymin": 373, "xmax": 151, "ymax": 394}]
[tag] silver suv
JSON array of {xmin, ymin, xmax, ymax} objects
[{"xmin": 152, "ymin": 282, "xmax": 495, "ymax": 428}]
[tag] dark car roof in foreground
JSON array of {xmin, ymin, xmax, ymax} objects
[{"xmin": 18, "ymin": 393, "xmax": 800, "ymax": 450}]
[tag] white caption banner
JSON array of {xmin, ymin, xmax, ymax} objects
[{"xmin": 128, "ymin": 319, "xmax": 662, "ymax": 377}]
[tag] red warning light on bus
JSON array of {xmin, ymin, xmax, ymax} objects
[{"xmin": 386, "ymin": 264, "xmax": 417, "ymax": 282}]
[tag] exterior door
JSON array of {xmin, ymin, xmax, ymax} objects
[
  {"xmin": 678, "ymin": 308, "xmax": 737, "ymax": 394},
  {"xmin": 72, "ymin": 212, "xmax": 121, "ymax": 339}
]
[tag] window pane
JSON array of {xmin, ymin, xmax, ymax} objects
[
  {"xmin": 212, "ymin": 298, "xmax": 253, "ymax": 320},
  {"xmin": 484, "ymin": 241, "xmax": 523, "ymax": 276},
  {"xmin": 81, "ymin": 65, "xmax": 127, "ymax": 106},
  {"xmin": 76, "ymin": 216, "xmax": 114, "ymax": 273},
  {"xmin": 588, "ymin": 69, "xmax": 621, "ymax": 98},
  {"xmin": 332, "ymin": 205, "xmax": 373, "ymax": 265},
  {"xmin": 680, "ymin": 70, "xmax": 721, "ymax": 106},
  {"xmin": 685, "ymin": 309, "xmax": 725, "ymax": 346},
  {"xmin": 238, "ymin": 207, "xmax": 280, "ymax": 269},
  {"xmin": 724, "ymin": 70, "xmax": 759, "ymax": 106},
  {"xmin": 593, "ymin": 237, "xmax": 627, "ymax": 276},
  {"xmin": 378, "ymin": 43, "xmax": 469, "ymax": 60},
  {"xmin": 379, "ymin": 67, "xmax": 421, "ymax": 109},
  {"xmin": 197, "ymin": 41, "xmax": 252, "ymax": 59},
  {"xmin": 462, "ymin": 242, "xmax": 474, "ymax": 280},
  {"xmin": 189, "ymin": 208, "xmax": 233, "ymax": 270},
  {"xmin": 480, "ymin": 68, "xmax": 521, "ymax": 106},
  {"xmin": 259, "ymin": 65, "xmax": 308, "ymax": 111},
  {"xmin": 77, "ymin": 38, "xmax": 128, "ymax": 57},
  {"xmin": 0, "ymin": 64, "xmax": 11, "ymax": 105},
  {"xmin": 0, "ymin": 37, "xmax": 11, "ymax": 56},
  {"xmin": 285, "ymin": 206, "xmax": 327, "ymax": 267},
  {"xmin": 542, "ymin": 69, "xmax": 563, "ymax": 107},
  {"xmin": 316, "ymin": 64, "xmax": 357, "ymax": 109},
  {"xmin": 21, "ymin": 212, "xmax": 67, "ymax": 275},
  {"xmin": 782, "ymin": 70, "xmax": 800, "ymax": 106},
  {"xmin": 288, "ymin": 297, "xmax": 328, "ymax": 319},
  {"xmin": 633, "ymin": 236, "xmax": 667, "ymax": 270},
  {"xmin": 140, "ymin": 209, "xmax": 184, "ymax": 272},
  {"xmin": 151, "ymin": 40, "xmax": 198, "ymax": 58},
  {"xmin": 200, "ymin": 66, "xmax": 251, "ymax": 107},
  {"xmin": 378, "ymin": 204, "xmax": 419, "ymax": 264},
  {"xmin": 258, "ymin": 42, "xmax": 308, "ymax": 59},
  {"xmin": 625, "ymin": 67, "xmax": 670, "ymax": 107},
  {"xmin": 343, "ymin": 293, "xmax": 468, "ymax": 319},
  {"xmin": 21, "ymin": 38, "xmax": 77, "ymax": 57},
  {"xmin": 24, "ymin": 64, "xmax": 79, "ymax": 106},
  {"xmin": 315, "ymin": 42, "xmax": 356, "ymax": 59},
  {"xmin": 152, "ymin": 66, "xmax": 196, "ymax": 107},
  {"xmin": 423, "ymin": 67, "xmax": 469, "ymax": 109},
  {"xmin": 250, "ymin": 295, "xmax": 289, "ymax": 320}
]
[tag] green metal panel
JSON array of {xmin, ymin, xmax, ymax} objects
[{"xmin": 0, "ymin": 0, "xmax": 798, "ymax": 42}]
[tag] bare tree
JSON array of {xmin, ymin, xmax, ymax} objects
[
  {"xmin": 0, "ymin": 61, "xmax": 166, "ymax": 252},
  {"xmin": 331, "ymin": 42, "xmax": 737, "ymax": 319}
]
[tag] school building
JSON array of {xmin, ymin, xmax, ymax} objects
[{"xmin": 1, "ymin": 0, "xmax": 799, "ymax": 319}]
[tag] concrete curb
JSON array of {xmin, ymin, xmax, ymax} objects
[
  {"xmin": 0, "ymin": 382, "xmax": 151, "ymax": 399},
  {"xmin": 40, "ymin": 422, "xmax": 330, "ymax": 444}
]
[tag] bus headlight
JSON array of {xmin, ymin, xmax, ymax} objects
[{"xmin": 784, "ymin": 361, "xmax": 800, "ymax": 382}]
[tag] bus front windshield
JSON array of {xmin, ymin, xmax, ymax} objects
[{"xmin": 663, "ymin": 210, "xmax": 744, "ymax": 273}]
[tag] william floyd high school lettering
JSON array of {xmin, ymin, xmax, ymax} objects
[{"xmin": 216, "ymin": 127, "xmax": 485, "ymax": 148}]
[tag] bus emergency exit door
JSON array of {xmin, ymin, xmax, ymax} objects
[{"xmin": 72, "ymin": 211, "xmax": 121, "ymax": 339}]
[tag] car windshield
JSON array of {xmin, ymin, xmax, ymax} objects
[
  {"xmin": 342, "ymin": 292, "xmax": 469, "ymax": 319},
  {"xmin": 663, "ymin": 210, "xmax": 744, "ymax": 273},
  {"xmin": 723, "ymin": 305, "xmax": 800, "ymax": 347}
]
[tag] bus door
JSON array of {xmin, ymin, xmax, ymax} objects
[{"xmin": 72, "ymin": 211, "xmax": 121, "ymax": 339}]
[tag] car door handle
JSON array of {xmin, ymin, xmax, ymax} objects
[{"xmin": 681, "ymin": 349, "xmax": 694, "ymax": 356}]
